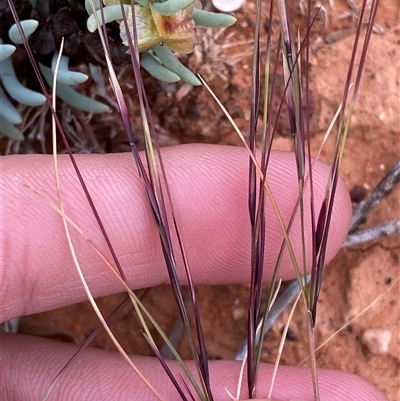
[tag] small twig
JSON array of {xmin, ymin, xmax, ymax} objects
[
  {"xmin": 350, "ymin": 160, "xmax": 400, "ymax": 232},
  {"xmin": 343, "ymin": 220, "xmax": 400, "ymax": 247}
]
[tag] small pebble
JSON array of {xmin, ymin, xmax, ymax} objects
[
  {"xmin": 232, "ymin": 307, "xmax": 245, "ymax": 320},
  {"xmin": 361, "ymin": 329, "xmax": 391, "ymax": 354},
  {"xmin": 349, "ymin": 185, "xmax": 366, "ymax": 203}
]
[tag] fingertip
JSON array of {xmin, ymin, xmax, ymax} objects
[{"xmin": 2, "ymin": 334, "xmax": 387, "ymax": 401}]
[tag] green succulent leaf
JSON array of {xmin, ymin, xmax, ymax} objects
[
  {"xmin": 153, "ymin": 44, "xmax": 200, "ymax": 85},
  {"xmin": 140, "ymin": 51, "xmax": 180, "ymax": 82},
  {"xmin": 193, "ymin": 8, "xmax": 236, "ymax": 28},
  {"xmin": 0, "ymin": 115, "xmax": 24, "ymax": 141},
  {"xmin": 8, "ymin": 20, "xmax": 39, "ymax": 44},
  {"xmin": 87, "ymin": 4, "xmax": 130, "ymax": 32},
  {"xmin": 0, "ymin": 57, "xmax": 46, "ymax": 107},
  {"xmin": 51, "ymin": 52, "xmax": 89, "ymax": 85},
  {"xmin": 152, "ymin": 0, "xmax": 196, "ymax": 16},
  {"xmin": 40, "ymin": 64, "xmax": 109, "ymax": 113},
  {"xmin": 0, "ymin": 86, "xmax": 23, "ymax": 125},
  {"xmin": 0, "ymin": 44, "xmax": 16, "ymax": 63}
]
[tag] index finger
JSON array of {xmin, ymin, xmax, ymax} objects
[{"xmin": 1, "ymin": 144, "xmax": 351, "ymax": 321}]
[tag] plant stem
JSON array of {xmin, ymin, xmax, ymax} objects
[{"xmin": 307, "ymin": 311, "xmax": 320, "ymax": 401}]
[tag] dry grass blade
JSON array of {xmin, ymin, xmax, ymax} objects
[
  {"xmin": 267, "ymin": 291, "xmax": 302, "ymax": 399},
  {"xmin": 234, "ymin": 276, "xmax": 308, "ymax": 361},
  {"xmin": 305, "ymin": 1, "xmax": 381, "ymax": 398},
  {"xmin": 19, "ymin": 175, "xmax": 204, "ymax": 399},
  {"xmin": 246, "ymin": 0, "xmax": 266, "ymax": 396},
  {"xmin": 233, "ymin": 0, "xmax": 384, "ymax": 399},
  {"xmin": 88, "ymin": 2, "xmax": 214, "ymax": 399},
  {"xmin": 42, "ymin": 37, "xmax": 164, "ymax": 401},
  {"xmin": 311, "ymin": 0, "xmax": 381, "ymax": 321}
]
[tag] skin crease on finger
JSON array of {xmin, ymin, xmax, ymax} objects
[{"xmin": 1, "ymin": 144, "xmax": 351, "ymax": 322}]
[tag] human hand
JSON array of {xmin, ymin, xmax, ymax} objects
[{"xmin": 1, "ymin": 145, "xmax": 387, "ymax": 400}]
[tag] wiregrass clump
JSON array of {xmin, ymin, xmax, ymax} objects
[{"xmin": 2, "ymin": 0, "xmax": 395, "ymax": 400}]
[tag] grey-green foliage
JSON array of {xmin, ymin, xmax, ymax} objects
[
  {"xmin": 1, "ymin": 1, "xmax": 237, "ymax": 141},
  {"xmin": 87, "ymin": 0, "xmax": 236, "ymax": 83},
  {"xmin": 0, "ymin": 20, "xmax": 108, "ymax": 141},
  {"xmin": 1, "ymin": 22, "xmax": 44, "ymax": 140}
]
